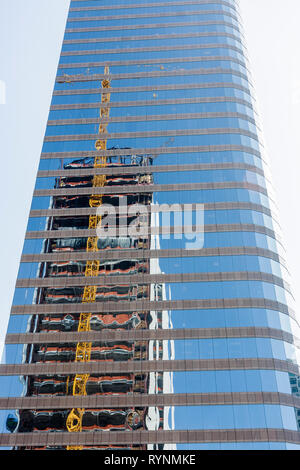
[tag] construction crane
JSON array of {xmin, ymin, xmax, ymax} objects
[{"xmin": 66, "ymin": 66, "xmax": 111, "ymax": 450}]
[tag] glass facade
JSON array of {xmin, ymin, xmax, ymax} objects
[{"xmin": 1, "ymin": 0, "xmax": 300, "ymax": 451}]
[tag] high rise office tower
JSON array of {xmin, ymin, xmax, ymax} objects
[{"xmin": 1, "ymin": 0, "xmax": 300, "ymax": 451}]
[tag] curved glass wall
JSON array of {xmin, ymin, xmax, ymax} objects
[{"xmin": 1, "ymin": 0, "xmax": 300, "ymax": 451}]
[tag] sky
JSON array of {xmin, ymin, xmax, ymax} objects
[{"xmin": 0, "ymin": 0, "xmax": 300, "ymax": 356}]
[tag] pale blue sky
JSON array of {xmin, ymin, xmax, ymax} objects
[{"xmin": 0, "ymin": 0, "xmax": 300, "ymax": 354}]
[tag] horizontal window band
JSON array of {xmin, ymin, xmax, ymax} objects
[
  {"xmin": 56, "ymin": 58, "xmax": 248, "ymax": 80},
  {"xmin": 65, "ymin": 19, "xmax": 240, "ymax": 35},
  {"xmin": 0, "ymin": 392, "xmax": 298, "ymax": 412},
  {"xmin": 47, "ymin": 116, "xmax": 257, "ymax": 134},
  {"xmin": 47, "ymin": 112, "xmax": 256, "ymax": 127},
  {"xmin": 10, "ymin": 299, "xmax": 295, "ymax": 319},
  {"xmin": 4, "ymin": 327, "xmax": 295, "ymax": 346},
  {"xmin": 50, "ymin": 96, "xmax": 253, "ymax": 110},
  {"xmin": 61, "ymin": 48, "xmax": 245, "ymax": 64},
  {"xmin": 41, "ymin": 144, "xmax": 261, "ymax": 160},
  {"xmin": 28, "ymin": 201, "xmax": 271, "ymax": 217},
  {"xmin": 57, "ymin": 66, "xmax": 249, "ymax": 84},
  {"xmin": 67, "ymin": 17, "xmax": 239, "ymax": 30},
  {"xmin": 0, "ymin": 429, "xmax": 300, "ymax": 447},
  {"xmin": 56, "ymin": 73, "xmax": 252, "ymax": 92},
  {"xmin": 42, "ymin": 128, "xmax": 259, "ymax": 143},
  {"xmin": 60, "ymin": 43, "xmax": 243, "ymax": 59},
  {"xmin": 63, "ymin": 30, "xmax": 242, "ymax": 47},
  {"xmin": 66, "ymin": 10, "xmax": 238, "ymax": 25},
  {"xmin": 25, "ymin": 223, "xmax": 277, "ymax": 241},
  {"xmin": 15, "ymin": 271, "xmax": 289, "ymax": 292},
  {"xmin": 54, "ymin": 76, "xmax": 250, "ymax": 93},
  {"xmin": 20, "ymin": 247, "xmax": 284, "ymax": 266},
  {"xmin": 37, "ymin": 162, "xmax": 263, "ymax": 178},
  {"xmin": 69, "ymin": 0, "xmax": 236, "ymax": 14},
  {"xmin": 31, "ymin": 190, "xmax": 276, "ymax": 214},
  {"xmin": 43, "ymin": 124, "xmax": 258, "ymax": 139},
  {"xmin": 1, "ymin": 428, "xmax": 299, "ymax": 447},
  {"xmin": 32, "ymin": 181, "xmax": 267, "ymax": 198},
  {"xmin": 36, "ymin": 168, "xmax": 272, "ymax": 188},
  {"xmin": 53, "ymin": 66, "xmax": 251, "ymax": 81},
  {"xmin": 0, "ymin": 358, "xmax": 299, "ymax": 377},
  {"xmin": 33, "ymin": 177, "xmax": 267, "ymax": 192}
]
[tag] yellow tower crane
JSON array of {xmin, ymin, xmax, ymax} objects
[{"xmin": 66, "ymin": 66, "xmax": 111, "ymax": 450}]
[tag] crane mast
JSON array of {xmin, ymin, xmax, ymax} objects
[{"xmin": 66, "ymin": 66, "xmax": 111, "ymax": 450}]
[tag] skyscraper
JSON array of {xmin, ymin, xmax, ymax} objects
[{"xmin": 1, "ymin": 0, "xmax": 300, "ymax": 450}]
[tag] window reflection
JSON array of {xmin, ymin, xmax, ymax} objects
[{"xmin": 10, "ymin": 133, "xmax": 176, "ymax": 449}]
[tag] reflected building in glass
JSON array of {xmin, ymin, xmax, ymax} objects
[{"xmin": 1, "ymin": 0, "xmax": 300, "ymax": 451}]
